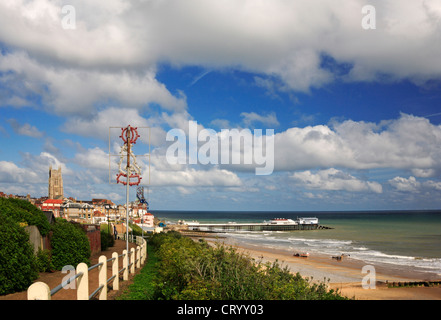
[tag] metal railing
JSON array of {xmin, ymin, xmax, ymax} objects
[{"xmin": 27, "ymin": 236, "xmax": 147, "ymax": 300}]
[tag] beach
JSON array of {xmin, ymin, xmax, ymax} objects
[
  {"xmin": 161, "ymin": 209, "xmax": 441, "ymax": 300},
  {"xmin": 203, "ymin": 237, "xmax": 441, "ymax": 300}
]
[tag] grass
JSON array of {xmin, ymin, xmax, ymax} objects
[{"xmin": 116, "ymin": 244, "xmax": 158, "ymax": 300}]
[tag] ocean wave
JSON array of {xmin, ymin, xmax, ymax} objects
[{"xmin": 225, "ymin": 232, "xmax": 441, "ymax": 274}]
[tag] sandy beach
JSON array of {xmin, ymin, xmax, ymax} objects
[{"xmin": 203, "ymin": 237, "xmax": 441, "ymax": 300}]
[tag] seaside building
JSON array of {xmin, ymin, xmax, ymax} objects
[
  {"xmin": 60, "ymin": 201, "xmax": 94, "ymax": 222},
  {"xmin": 133, "ymin": 212, "xmax": 154, "ymax": 227},
  {"xmin": 92, "ymin": 210, "xmax": 107, "ymax": 224},
  {"xmin": 48, "ymin": 165, "xmax": 63, "ymax": 199},
  {"xmin": 39, "ymin": 199, "xmax": 64, "ymax": 218}
]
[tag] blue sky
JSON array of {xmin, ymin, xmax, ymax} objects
[{"xmin": 1, "ymin": 0, "xmax": 441, "ymax": 211}]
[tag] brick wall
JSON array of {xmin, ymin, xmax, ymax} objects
[{"xmin": 79, "ymin": 224, "xmax": 101, "ymax": 256}]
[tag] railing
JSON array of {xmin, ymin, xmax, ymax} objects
[{"xmin": 27, "ymin": 236, "xmax": 147, "ymax": 300}]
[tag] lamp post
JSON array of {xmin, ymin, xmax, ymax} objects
[{"xmin": 116, "ymin": 125, "xmax": 142, "ymax": 271}]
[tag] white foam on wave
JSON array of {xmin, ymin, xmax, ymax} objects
[{"xmin": 225, "ymin": 231, "xmax": 441, "ymax": 274}]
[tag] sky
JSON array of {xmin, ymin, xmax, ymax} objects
[{"xmin": 1, "ymin": 0, "xmax": 441, "ymax": 211}]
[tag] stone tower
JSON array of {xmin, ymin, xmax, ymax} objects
[{"xmin": 48, "ymin": 165, "xmax": 64, "ymax": 199}]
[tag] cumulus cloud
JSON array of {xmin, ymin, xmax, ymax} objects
[
  {"xmin": 292, "ymin": 168, "xmax": 383, "ymax": 193},
  {"xmin": 0, "ymin": 52, "xmax": 187, "ymax": 116},
  {"xmin": 274, "ymin": 114, "xmax": 441, "ymax": 173},
  {"xmin": 240, "ymin": 112, "xmax": 279, "ymax": 127},
  {"xmin": 7, "ymin": 119, "xmax": 44, "ymax": 138},
  {"xmin": 0, "ymin": 0, "xmax": 440, "ymax": 99},
  {"xmin": 63, "ymin": 107, "xmax": 168, "ymax": 147},
  {"xmin": 389, "ymin": 176, "xmax": 420, "ymax": 192},
  {"xmin": 0, "ymin": 151, "xmax": 70, "ymax": 188},
  {"xmin": 389, "ymin": 176, "xmax": 441, "ymax": 193},
  {"xmin": 72, "ymin": 144, "xmax": 242, "ymax": 189},
  {"xmin": 0, "ymin": 161, "xmax": 41, "ymax": 184},
  {"xmin": 151, "ymin": 166, "xmax": 242, "ymax": 188},
  {"xmin": 73, "ymin": 147, "xmax": 110, "ymax": 171},
  {"xmin": 21, "ymin": 151, "xmax": 72, "ymax": 176}
]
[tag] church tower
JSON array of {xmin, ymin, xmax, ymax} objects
[{"xmin": 48, "ymin": 165, "xmax": 64, "ymax": 199}]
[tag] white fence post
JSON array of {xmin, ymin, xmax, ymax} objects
[
  {"xmin": 27, "ymin": 282, "xmax": 51, "ymax": 300},
  {"xmin": 130, "ymin": 247, "xmax": 134, "ymax": 273},
  {"xmin": 27, "ymin": 242, "xmax": 145, "ymax": 300},
  {"xmin": 123, "ymin": 249, "xmax": 128, "ymax": 281},
  {"xmin": 130, "ymin": 248, "xmax": 135, "ymax": 274},
  {"xmin": 76, "ymin": 262, "xmax": 89, "ymax": 300},
  {"xmin": 98, "ymin": 255, "xmax": 107, "ymax": 300},
  {"xmin": 136, "ymin": 246, "xmax": 141, "ymax": 269},
  {"xmin": 112, "ymin": 252, "xmax": 119, "ymax": 290}
]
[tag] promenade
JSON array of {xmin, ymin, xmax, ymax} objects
[{"xmin": 0, "ymin": 240, "xmax": 139, "ymax": 300}]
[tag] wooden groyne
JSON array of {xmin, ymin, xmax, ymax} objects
[
  {"xmin": 318, "ymin": 225, "xmax": 334, "ymax": 230},
  {"xmin": 387, "ymin": 280, "xmax": 441, "ymax": 288},
  {"xmin": 179, "ymin": 230, "xmax": 226, "ymax": 238}
]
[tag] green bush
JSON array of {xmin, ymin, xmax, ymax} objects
[
  {"xmin": 35, "ymin": 249, "xmax": 54, "ymax": 273},
  {"xmin": 129, "ymin": 223, "xmax": 144, "ymax": 236},
  {"xmin": 0, "ymin": 212, "xmax": 38, "ymax": 295},
  {"xmin": 0, "ymin": 198, "xmax": 50, "ymax": 236},
  {"xmin": 100, "ymin": 224, "xmax": 115, "ymax": 251},
  {"xmin": 50, "ymin": 219, "xmax": 91, "ymax": 270},
  {"xmin": 150, "ymin": 232, "xmax": 347, "ymax": 300}
]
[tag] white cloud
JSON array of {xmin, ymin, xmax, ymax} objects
[
  {"xmin": 90, "ymin": 192, "xmax": 123, "ymax": 202},
  {"xmin": 0, "ymin": 151, "xmax": 71, "ymax": 187},
  {"xmin": 63, "ymin": 107, "xmax": 167, "ymax": 147},
  {"xmin": 274, "ymin": 124, "xmax": 355, "ymax": 170},
  {"xmin": 0, "ymin": 161, "xmax": 40, "ymax": 184},
  {"xmin": 274, "ymin": 114, "xmax": 441, "ymax": 173},
  {"xmin": 411, "ymin": 168, "xmax": 437, "ymax": 178},
  {"xmin": 389, "ymin": 176, "xmax": 421, "ymax": 192},
  {"xmin": 240, "ymin": 111, "xmax": 279, "ymax": 127},
  {"xmin": 292, "ymin": 168, "xmax": 383, "ymax": 193},
  {"xmin": 7, "ymin": 119, "xmax": 44, "ymax": 138},
  {"xmin": 73, "ymin": 147, "xmax": 109, "ymax": 171},
  {"xmin": 389, "ymin": 176, "xmax": 441, "ymax": 193},
  {"xmin": 21, "ymin": 151, "xmax": 72, "ymax": 176},
  {"xmin": 1, "ymin": 0, "xmax": 440, "ymax": 97},
  {"xmin": 151, "ymin": 165, "xmax": 242, "ymax": 188},
  {"xmin": 71, "ymin": 144, "xmax": 243, "ymax": 189},
  {"xmin": 0, "ymin": 51, "xmax": 187, "ymax": 115},
  {"xmin": 424, "ymin": 180, "xmax": 441, "ymax": 191}
]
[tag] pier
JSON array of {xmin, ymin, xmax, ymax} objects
[{"xmin": 185, "ymin": 217, "xmax": 329, "ymax": 232}]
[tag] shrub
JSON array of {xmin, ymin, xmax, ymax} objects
[
  {"xmin": 0, "ymin": 212, "xmax": 38, "ymax": 295},
  {"xmin": 100, "ymin": 224, "xmax": 115, "ymax": 251},
  {"xmin": 129, "ymin": 223, "xmax": 144, "ymax": 236},
  {"xmin": 50, "ymin": 219, "xmax": 91, "ymax": 270},
  {"xmin": 0, "ymin": 198, "xmax": 50, "ymax": 236},
  {"xmin": 150, "ymin": 232, "xmax": 347, "ymax": 300},
  {"xmin": 35, "ymin": 249, "xmax": 54, "ymax": 273}
]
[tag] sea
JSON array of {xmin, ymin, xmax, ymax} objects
[{"xmin": 150, "ymin": 210, "xmax": 441, "ymax": 277}]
